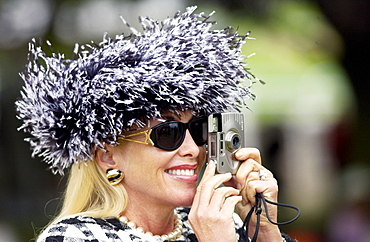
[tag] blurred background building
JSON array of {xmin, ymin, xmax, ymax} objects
[{"xmin": 0, "ymin": 0, "xmax": 368, "ymax": 241}]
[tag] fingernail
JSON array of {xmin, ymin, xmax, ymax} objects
[
  {"xmin": 205, "ymin": 162, "xmax": 215, "ymax": 173},
  {"xmin": 235, "ymin": 149, "xmax": 243, "ymax": 159}
]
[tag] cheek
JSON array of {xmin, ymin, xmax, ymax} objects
[
  {"xmin": 113, "ymin": 143, "xmax": 148, "ymax": 171},
  {"xmin": 123, "ymin": 146, "xmax": 172, "ymax": 172}
]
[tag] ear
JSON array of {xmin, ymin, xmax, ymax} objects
[{"xmin": 95, "ymin": 146, "xmax": 118, "ymax": 172}]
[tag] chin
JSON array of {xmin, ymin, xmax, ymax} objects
[
  {"xmin": 176, "ymin": 200, "xmax": 194, "ymax": 207},
  {"xmin": 171, "ymin": 190, "xmax": 196, "ymax": 207}
]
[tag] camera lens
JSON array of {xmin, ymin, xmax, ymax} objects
[
  {"xmin": 225, "ymin": 131, "xmax": 242, "ymax": 152},
  {"xmin": 231, "ymin": 135, "xmax": 241, "ymax": 149}
]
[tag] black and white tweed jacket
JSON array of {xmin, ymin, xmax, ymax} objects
[{"xmin": 37, "ymin": 207, "xmax": 248, "ymax": 242}]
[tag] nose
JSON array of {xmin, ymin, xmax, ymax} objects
[{"xmin": 178, "ymin": 129, "xmax": 200, "ymax": 158}]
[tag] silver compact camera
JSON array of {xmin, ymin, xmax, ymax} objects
[{"xmin": 207, "ymin": 112, "xmax": 244, "ymax": 174}]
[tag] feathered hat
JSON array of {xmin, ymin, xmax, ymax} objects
[{"xmin": 16, "ymin": 6, "xmax": 257, "ymax": 174}]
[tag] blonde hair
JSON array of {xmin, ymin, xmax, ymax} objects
[{"xmin": 41, "ymin": 159, "xmax": 127, "ymax": 233}]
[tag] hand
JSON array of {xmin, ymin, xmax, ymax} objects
[
  {"xmin": 189, "ymin": 161, "xmax": 242, "ymax": 242},
  {"xmin": 225, "ymin": 148, "xmax": 282, "ymax": 241}
]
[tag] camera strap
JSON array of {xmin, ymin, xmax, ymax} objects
[{"xmin": 242, "ymin": 193, "xmax": 300, "ymax": 242}]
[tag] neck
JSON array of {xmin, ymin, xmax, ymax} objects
[{"xmin": 121, "ymin": 196, "xmax": 177, "ymax": 236}]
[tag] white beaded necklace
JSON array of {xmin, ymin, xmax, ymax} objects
[{"xmin": 119, "ymin": 211, "xmax": 183, "ymax": 241}]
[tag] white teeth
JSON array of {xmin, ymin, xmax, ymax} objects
[{"xmin": 166, "ymin": 169, "xmax": 195, "ymax": 176}]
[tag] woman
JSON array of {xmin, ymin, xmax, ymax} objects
[{"xmin": 16, "ymin": 6, "xmax": 295, "ymax": 241}]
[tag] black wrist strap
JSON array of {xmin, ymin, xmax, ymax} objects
[{"xmin": 243, "ymin": 193, "xmax": 300, "ymax": 242}]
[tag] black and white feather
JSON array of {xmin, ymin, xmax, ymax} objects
[{"xmin": 16, "ymin": 6, "xmax": 257, "ymax": 174}]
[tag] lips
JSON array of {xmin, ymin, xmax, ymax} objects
[{"xmin": 165, "ymin": 164, "xmax": 198, "ymax": 182}]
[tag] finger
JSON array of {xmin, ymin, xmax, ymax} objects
[
  {"xmin": 244, "ymin": 179, "xmax": 279, "ymax": 224},
  {"xmin": 235, "ymin": 200, "xmax": 253, "ymax": 221},
  {"xmin": 209, "ymin": 187, "xmax": 240, "ymax": 210},
  {"xmin": 221, "ymin": 196, "xmax": 243, "ymax": 215},
  {"xmin": 245, "ymin": 179, "xmax": 278, "ymax": 204},
  {"xmin": 234, "ymin": 159, "xmax": 262, "ymax": 190},
  {"xmin": 245, "ymin": 169, "xmax": 273, "ymax": 184},
  {"xmin": 239, "ymin": 171, "xmax": 259, "ymax": 205},
  {"xmin": 240, "ymin": 168, "xmax": 274, "ymax": 205},
  {"xmin": 234, "ymin": 148, "xmax": 262, "ymax": 164},
  {"xmin": 193, "ymin": 162, "xmax": 217, "ymax": 206},
  {"xmin": 197, "ymin": 161, "xmax": 216, "ymax": 189},
  {"xmin": 197, "ymin": 173, "xmax": 233, "ymax": 207}
]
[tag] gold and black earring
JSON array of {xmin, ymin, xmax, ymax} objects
[{"xmin": 106, "ymin": 168, "xmax": 124, "ymax": 185}]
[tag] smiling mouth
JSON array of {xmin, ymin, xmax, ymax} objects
[{"xmin": 165, "ymin": 169, "xmax": 195, "ymax": 176}]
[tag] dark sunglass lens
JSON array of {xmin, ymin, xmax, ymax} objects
[
  {"xmin": 189, "ymin": 117, "xmax": 208, "ymax": 146},
  {"xmin": 152, "ymin": 122, "xmax": 185, "ymax": 150}
]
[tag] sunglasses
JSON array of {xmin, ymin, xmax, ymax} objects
[{"xmin": 118, "ymin": 116, "xmax": 208, "ymax": 151}]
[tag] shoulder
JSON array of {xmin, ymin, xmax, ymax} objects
[{"xmin": 37, "ymin": 216, "xmax": 128, "ymax": 241}]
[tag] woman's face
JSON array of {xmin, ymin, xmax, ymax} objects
[{"xmin": 110, "ymin": 110, "xmax": 206, "ymax": 208}]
